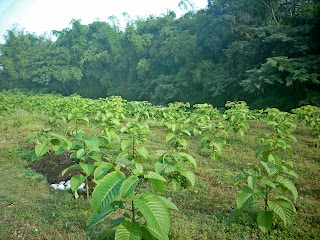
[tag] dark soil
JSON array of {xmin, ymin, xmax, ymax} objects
[
  {"xmin": 28, "ymin": 152, "xmax": 81, "ymax": 184},
  {"xmin": 28, "ymin": 152, "xmax": 130, "ymax": 187}
]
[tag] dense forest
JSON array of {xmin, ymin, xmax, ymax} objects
[{"xmin": 0, "ymin": 0, "xmax": 319, "ymax": 110}]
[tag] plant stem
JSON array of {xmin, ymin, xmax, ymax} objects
[
  {"xmin": 132, "ymin": 135, "xmax": 135, "ymax": 159},
  {"xmin": 265, "ymin": 186, "xmax": 268, "ymax": 210},
  {"xmin": 132, "ymin": 200, "xmax": 135, "ymax": 222},
  {"xmin": 86, "ymin": 178, "xmax": 89, "ymax": 199}
]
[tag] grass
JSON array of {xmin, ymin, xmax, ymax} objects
[{"xmin": 0, "ymin": 109, "xmax": 320, "ymax": 239}]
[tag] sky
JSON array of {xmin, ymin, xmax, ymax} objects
[{"xmin": 0, "ymin": 0, "xmax": 208, "ymax": 43}]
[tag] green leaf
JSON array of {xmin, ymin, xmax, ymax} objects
[
  {"xmin": 76, "ymin": 149, "xmax": 86, "ymax": 159},
  {"xmin": 121, "ymin": 139, "xmax": 133, "ymax": 151},
  {"xmin": 255, "ymin": 145, "xmax": 268, "ymax": 158},
  {"xmin": 149, "ymin": 179, "xmax": 165, "ymax": 195},
  {"xmin": 213, "ymin": 141, "xmax": 224, "ymax": 154},
  {"xmin": 87, "ymin": 202, "xmax": 120, "ymax": 228},
  {"xmin": 79, "ymin": 161, "xmax": 95, "ymax": 176},
  {"xmin": 155, "ymin": 159, "xmax": 177, "ymax": 175},
  {"xmin": 92, "ymin": 171, "xmax": 125, "ymax": 212},
  {"xmin": 115, "ymin": 221, "xmax": 142, "ymax": 240},
  {"xmin": 51, "ymin": 133, "xmax": 71, "ymax": 146},
  {"xmin": 70, "ymin": 174, "xmax": 88, "ymax": 198},
  {"xmin": 140, "ymin": 225, "xmax": 154, "ymax": 240},
  {"xmin": 273, "ymin": 176, "xmax": 298, "ymax": 201},
  {"xmin": 87, "ymin": 151, "xmax": 102, "ymax": 162},
  {"xmin": 85, "ymin": 136, "xmax": 100, "ymax": 152},
  {"xmin": 237, "ymin": 186, "xmax": 264, "ymax": 211},
  {"xmin": 158, "ymin": 196, "xmax": 179, "ymax": 212},
  {"xmin": 94, "ymin": 162, "xmax": 113, "ymax": 180},
  {"xmin": 178, "ymin": 138, "xmax": 188, "ymax": 148},
  {"xmin": 131, "ymin": 193, "xmax": 170, "ymax": 239},
  {"xmin": 198, "ymin": 137, "xmax": 209, "ymax": 152},
  {"xmin": 247, "ymin": 176, "xmax": 257, "ymax": 189},
  {"xmin": 50, "ymin": 138, "xmax": 60, "ymax": 146},
  {"xmin": 166, "ymin": 133, "xmax": 176, "ymax": 143},
  {"xmin": 35, "ymin": 143, "xmax": 50, "ymax": 157},
  {"xmin": 120, "ymin": 175, "xmax": 140, "ymax": 199},
  {"xmin": 179, "ymin": 152, "xmax": 197, "ymax": 169},
  {"xmin": 257, "ymin": 210, "xmax": 273, "ymax": 233},
  {"xmin": 181, "ymin": 129, "xmax": 191, "ymax": 136},
  {"xmin": 26, "ymin": 133, "xmax": 40, "ymax": 142},
  {"xmin": 180, "ymin": 170, "xmax": 196, "ymax": 186},
  {"xmin": 268, "ymin": 197, "xmax": 296, "ymax": 227},
  {"xmin": 61, "ymin": 164, "xmax": 80, "ymax": 176},
  {"xmin": 136, "ymin": 145, "xmax": 149, "ymax": 159},
  {"xmin": 260, "ymin": 179, "xmax": 276, "ymax": 189},
  {"xmin": 144, "ymin": 171, "xmax": 167, "ymax": 182}
]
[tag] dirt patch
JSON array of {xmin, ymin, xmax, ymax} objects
[{"xmin": 28, "ymin": 152, "xmax": 80, "ymax": 184}]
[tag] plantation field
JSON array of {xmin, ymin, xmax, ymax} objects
[{"xmin": 0, "ymin": 90, "xmax": 320, "ymax": 239}]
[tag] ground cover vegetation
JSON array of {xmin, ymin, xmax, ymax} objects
[
  {"xmin": 0, "ymin": 90, "xmax": 319, "ymax": 239},
  {"xmin": 0, "ymin": 0, "xmax": 319, "ymax": 110}
]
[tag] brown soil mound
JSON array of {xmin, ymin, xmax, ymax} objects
[{"xmin": 28, "ymin": 152, "xmax": 80, "ymax": 183}]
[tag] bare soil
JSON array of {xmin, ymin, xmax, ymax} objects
[{"xmin": 28, "ymin": 152, "xmax": 80, "ymax": 183}]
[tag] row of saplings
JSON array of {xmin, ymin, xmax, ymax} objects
[{"xmin": 26, "ymin": 101, "xmax": 320, "ymax": 239}]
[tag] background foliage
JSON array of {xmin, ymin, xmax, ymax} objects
[{"xmin": 0, "ymin": 0, "xmax": 319, "ymax": 110}]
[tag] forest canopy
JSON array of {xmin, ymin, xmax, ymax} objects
[{"xmin": 0, "ymin": 0, "xmax": 319, "ymax": 110}]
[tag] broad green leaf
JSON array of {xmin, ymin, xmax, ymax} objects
[
  {"xmin": 198, "ymin": 137, "xmax": 209, "ymax": 152},
  {"xmin": 237, "ymin": 186, "xmax": 264, "ymax": 211},
  {"xmin": 180, "ymin": 170, "xmax": 196, "ymax": 186},
  {"xmin": 171, "ymin": 124, "xmax": 178, "ymax": 133},
  {"xmin": 26, "ymin": 133, "xmax": 40, "ymax": 142},
  {"xmin": 134, "ymin": 163, "xmax": 144, "ymax": 174},
  {"xmin": 35, "ymin": 143, "xmax": 50, "ymax": 157},
  {"xmin": 247, "ymin": 175, "xmax": 257, "ymax": 189},
  {"xmin": 115, "ymin": 158, "xmax": 132, "ymax": 168},
  {"xmin": 273, "ymin": 176, "xmax": 298, "ymax": 201},
  {"xmin": 136, "ymin": 145, "xmax": 149, "ymax": 159},
  {"xmin": 61, "ymin": 163, "xmax": 80, "ymax": 176},
  {"xmin": 179, "ymin": 152, "xmax": 197, "ymax": 169},
  {"xmin": 257, "ymin": 210, "xmax": 273, "ymax": 233},
  {"xmin": 115, "ymin": 221, "xmax": 141, "ymax": 240},
  {"xmin": 155, "ymin": 159, "xmax": 177, "ymax": 175},
  {"xmin": 94, "ymin": 162, "xmax": 113, "ymax": 180},
  {"xmin": 120, "ymin": 175, "xmax": 140, "ymax": 199},
  {"xmin": 144, "ymin": 224, "xmax": 169, "ymax": 240},
  {"xmin": 131, "ymin": 194, "xmax": 170, "ymax": 239},
  {"xmin": 70, "ymin": 174, "xmax": 88, "ymax": 198},
  {"xmin": 260, "ymin": 179, "xmax": 276, "ymax": 189},
  {"xmin": 166, "ymin": 133, "xmax": 176, "ymax": 143},
  {"xmin": 213, "ymin": 141, "xmax": 224, "ymax": 154},
  {"xmin": 76, "ymin": 149, "xmax": 86, "ymax": 159},
  {"xmin": 158, "ymin": 196, "xmax": 179, "ymax": 212},
  {"xmin": 149, "ymin": 179, "xmax": 165, "ymax": 195},
  {"xmin": 181, "ymin": 129, "xmax": 191, "ymax": 136},
  {"xmin": 51, "ymin": 133, "xmax": 71, "ymax": 147},
  {"xmin": 121, "ymin": 139, "xmax": 133, "ymax": 151},
  {"xmin": 104, "ymin": 218, "xmax": 125, "ymax": 231},
  {"xmin": 80, "ymin": 117, "xmax": 90, "ymax": 123},
  {"xmin": 87, "ymin": 202, "xmax": 119, "ymax": 228},
  {"xmin": 87, "ymin": 151, "xmax": 102, "ymax": 162},
  {"xmin": 117, "ymin": 151, "xmax": 129, "ymax": 160},
  {"xmin": 79, "ymin": 161, "xmax": 95, "ymax": 176},
  {"xmin": 178, "ymin": 138, "xmax": 188, "ymax": 148},
  {"xmin": 268, "ymin": 197, "xmax": 296, "ymax": 226},
  {"xmin": 140, "ymin": 225, "xmax": 154, "ymax": 240},
  {"xmin": 256, "ymin": 145, "xmax": 268, "ymax": 158},
  {"xmin": 50, "ymin": 138, "xmax": 60, "ymax": 146},
  {"xmin": 144, "ymin": 171, "xmax": 167, "ymax": 182},
  {"xmin": 85, "ymin": 136, "xmax": 100, "ymax": 152},
  {"xmin": 261, "ymin": 161, "xmax": 278, "ymax": 176},
  {"xmin": 92, "ymin": 171, "xmax": 125, "ymax": 212}
]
